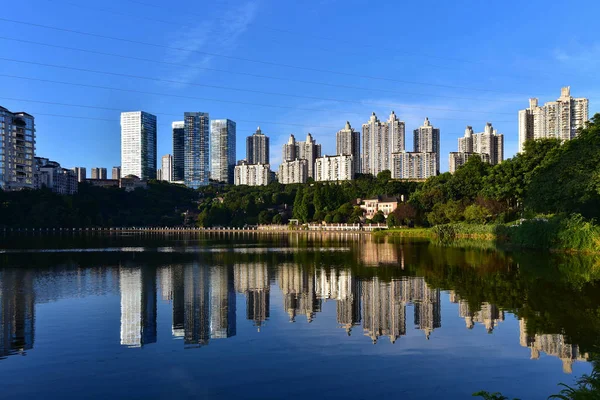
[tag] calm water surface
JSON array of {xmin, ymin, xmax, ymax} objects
[{"xmin": 0, "ymin": 233, "xmax": 598, "ymax": 399}]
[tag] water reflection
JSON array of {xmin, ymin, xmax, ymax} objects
[{"xmin": 0, "ymin": 234, "xmax": 597, "ymax": 377}]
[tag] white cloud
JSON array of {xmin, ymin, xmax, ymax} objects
[{"xmin": 161, "ymin": 1, "xmax": 259, "ymax": 88}]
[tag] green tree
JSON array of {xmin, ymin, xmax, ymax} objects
[
  {"xmin": 464, "ymin": 204, "xmax": 488, "ymax": 224},
  {"xmin": 272, "ymin": 214, "xmax": 284, "ymax": 224},
  {"xmin": 372, "ymin": 211, "xmax": 385, "ymax": 224},
  {"xmin": 387, "ymin": 213, "xmax": 398, "ymax": 228}
]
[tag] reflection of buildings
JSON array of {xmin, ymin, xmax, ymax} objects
[
  {"xmin": 362, "ymin": 278, "xmax": 406, "ymax": 344},
  {"xmin": 181, "ymin": 265, "xmax": 236, "ymax": 347},
  {"xmin": 362, "ymin": 277, "xmax": 440, "ymax": 343},
  {"xmin": 316, "ymin": 269, "xmax": 361, "ymax": 334},
  {"xmin": 184, "ymin": 265, "xmax": 210, "ymax": 346},
  {"xmin": 170, "ymin": 266, "xmax": 185, "ymax": 338},
  {"xmin": 519, "ymin": 319, "xmax": 588, "ymax": 374},
  {"xmin": 359, "ymin": 237, "xmax": 402, "ymax": 267},
  {"xmin": 278, "ymin": 264, "xmax": 321, "ymax": 322},
  {"xmin": 0, "ymin": 270, "xmax": 35, "ymax": 358},
  {"xmin": 119, "ymin": 267, "xmax": 157, "ymax": 347},
  {"xmin": 234, "ymin": 263, "xmax": 270, "ymax": 329},
  {"xmin": 411, "ymin": 278, "xmax": 441, "ymax": 339},
  {"xmin": 449, "ymin": 292, "xmax": 504, "ymax": 332},
  {"xmin": 209, "ymin": 266, "xmax": 236, "ymax": 339}
]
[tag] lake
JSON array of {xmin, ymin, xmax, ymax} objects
[{"xmin": 0, "ymin": 232, "xmax": 597, "ymax": 399}]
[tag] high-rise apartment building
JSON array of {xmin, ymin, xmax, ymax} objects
[
  {"xmin": 518, "ymin": 87, "xmax": 589, "ymax": 153},
  {"xmin": 246, "ymin": 127, "xmax": 269, "ymax": 165},
  {"xmin": 283, "ymin": 134, "xmax": 297, "ymax": 162},
  {"xmin": 0, "ymin": 107, "xmax": 35, "ymax": 190},
  {"xmin": 91, "ymin": 167, "xmax": 107, "ymax": 180},
  {"xmin": 278, "ymin": 159, "xmax": 308, "ymax": 184},
  {"xmin": 172, "ymin": 121, "xmax": 185, "ymax": 181},
  {"xmin": 161, "ymin": 154, "xmax": 173, "ymax": 182},
  {"xmin": 120, "ymin": 111, "xmax": 157, "ymax": 180},
  {"xmin": 282, "ymin": 133, "xmax": 321, "ymax": 179},
  {"xmin": 234, "ymin": 162, "xmax": 272, "ymax": 186},
  {"xmin": 449, "ymin": 123, "xmax": 503, "ymax": 173},
  {"xmin": 73, "ymin": 167, "xmax": 86, "ymax": 183},
  {"xmin": 413, "ymin": 117, "xmax": 440, "ymax": 175},
  {"xmin": 112, "ymin": 166, "xmax": 121, "ymax": 180},
  {"xmin": 210, "ymin": 119, "xmax": 236, "ymax": 184},
  {"xmin": 184, "ymin": 112, "xmax": 210, "ymax": 189},
  {"xmin": 315, "ymin": 155, "xmax": 354, "ymax": 182},
  {"xmin": 391, "ymin": 152, "xmax": 437, "ymax": 180},
  {"xmin": 336, "ymin": 121, "xmax": 361, "ymax": 175},
  {"xmin": 361, "ymin": 111, "xmax": 405, "ymax": 176}
]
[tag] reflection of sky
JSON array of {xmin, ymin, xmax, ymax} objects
[{"xmin": 0, "ymin": 282, "xmax": 590, "ymax": 399}]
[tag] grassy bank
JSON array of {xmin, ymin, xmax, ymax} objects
[{"xmin": 378, "ymin": 214, "xmax": 600, "ymax": 253}]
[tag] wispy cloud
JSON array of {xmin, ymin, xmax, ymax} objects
[
  {"xmin": 553, "ymin": 43, "xmax": 600, "ymax": 71},
  {"xmin": 162, "ymin": 1, "xmax": 259, "ymax": 88}
]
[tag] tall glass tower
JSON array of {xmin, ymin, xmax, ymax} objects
[
  {"xmin": 184, "ymin": 112, "xmax": 210, "ymax": 189},
  {"xmin": 172, "ymin": 121, "xmax": 185, "ymax": 181},
  {"xmin": 120, "ymin": 111, "xmax": 157, "ymax": 180},
  {"xmin": 210, "ymin": 119, "xmax": 236, "ymax": 184}
]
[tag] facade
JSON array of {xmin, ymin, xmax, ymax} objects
[
  {"xmin": 91, "ymin": 167, "xmax": 107, "ymax": 180},
  {"xmin": 120, "ymin": 111, "xmax": 157, "ymax": 180},
  {"xmin": 246, "ymin": 127, "xmax": 269, "ymax": 165},
  {"xmin": 360, "ymin": 196, "xmax": 400, "ymax": 220},
  {"xmin": 34, "ymin": 157, "xmax": 78, "ymax": 195},
  {"xmin": 361, "ymin": 111, "xmax": 405, "ymax": 176},
  {"xmin": 282, "ymin": 133, "xmax": 321, "ymax": 179},
  {"xmin": 210, "ymin": 119, "xmax": 236, "ymax": 184},
  {"xmin": 0, "ymin": 107, "xmax": 35, "ymax": 190},
  {"xmin": 160, "ymin": 154, "xmax": 173, "ymax": 182},
  {"xmin": 184, "ymin": 112, "xmax": 210, "ymax": 188},
  {"xmin": 112, "ymin": 166, "xmax": 121, "ymax": 180},
  {"xmin": 391, "ymin": 152, "xmax": 437, "ymax": 180},
  {"xmin": 518, "ymin": 87, "xmax": 589, "ymax": 152},
  {"xmin": 315, "ymin": 155, "xmax": 354, "ymax": 182},
  {"xmin": 172, "ymin": 121, "xmax": 185, "ymax": 181},
  {"xmin": 413, "ymin": 117, "xmax": 440, "ymax": 175},
  {"xmin": 73, "ymin": 167, "xmax": 86, "ymax": 183},
  {"xmin": 449, "ymin": 152, "xmax": 490, "ymax": 174},
  {"xmin": 234, "ymin": 162, "xmax": 272, "ymax": 186},
  {"xmin": 278, "ymin": 159, "xmax": 308, "ymax": 184},
  {"xmin": 449, "ymin": 123, "xmax": 503, "ymax": 173},
  {"xmin": 336, "ymin": 121, "xmax": 361, "ymax": 175}
]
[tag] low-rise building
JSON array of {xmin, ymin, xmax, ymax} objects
[
  {"xmin": 120, "ymin": 175, "xmax": 148, "ymax": 192},
  {"xmin": 85, "ymin": 178, "xmax": 119, "ymax": 188},
  {"xmin": 234, "ymin": 162, "xmax": 272, "ymax": 186},
  {"xmin": 360, "ymin": 196, "xmax": 400, "ymax": 220},
  {"xmin": 278, "ymin": 159, "xmax": 308, "ymax": 184},
  {"xmin": 34, "ymin": 157, "xmax": 78, "ymax": 195},
  {"xmin": 315, "ymin": 155, "xmax": 354, "ymax": 182}
]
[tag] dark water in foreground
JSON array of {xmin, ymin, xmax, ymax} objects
[{"xmin": 0, "ymin": 233, "xmax": 598, "ymax": 399}]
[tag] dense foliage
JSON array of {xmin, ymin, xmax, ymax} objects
[
  {"xmin": 0, "ymin": 181, "xmax": 197, "ymax": 228},
  {"xmin": 409, "ymin": 113, "xmax": 600, "ymax": 225},
  {"xmin": 194, "ymin": 173, "xmax": 418, "ymax": 227}
]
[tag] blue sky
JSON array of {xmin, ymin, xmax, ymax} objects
[{"xmin": 1, "ymin": 0, "xmax": 599, "ymax": 173}]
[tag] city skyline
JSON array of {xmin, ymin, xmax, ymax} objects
[{"xmin": 4, "ymin": 1, "xmax": 598, "ymax": 176}]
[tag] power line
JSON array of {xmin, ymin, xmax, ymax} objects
[
  {"xmin": 0, "ymin": 96, "xmax": 346, "ymax": 129},
  {"xmin": 0, "ymin": 57, "xmax": 514, "ymax": 116},
  {"xmin": 49, "ymin": 0, "xmax": 462, "ymax": 73},
  {"xmin": 0, "ymin": 17, "xmax": 531, "ymax": 95},
  {"xmin": 0, "ymin": 74, "xmax": 517, "ymax": 121},
  {"xmin": 0, "ymin": 36, "xmax": 524, "ymax": 104}
]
